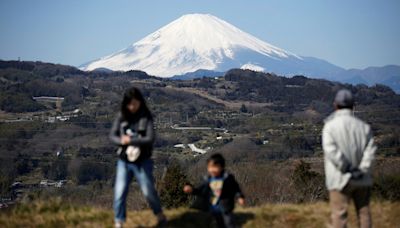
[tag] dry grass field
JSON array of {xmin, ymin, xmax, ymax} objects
[{"xmin": 0, "ymin": 199, "xmax": 399, "ymax": 228}]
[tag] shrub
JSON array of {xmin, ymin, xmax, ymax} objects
[
  {"xmin": 373, "ymin": 174, "xmax": 400, "ymax": 201},
  {"xmin": 159, "ymin": 163, "xmax": 189, "ymax": 208},
  {"xmin": 68, "ymin": 159, "xmax": 111, "ymax": 185},
  {"xmin": 291, "ymin": 160, "xmax": 327, "ymax": 203}
]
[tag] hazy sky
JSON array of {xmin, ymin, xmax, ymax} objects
[{"xmin": 0, "ymin": 0, "xmax": 399, "ymax": 69}]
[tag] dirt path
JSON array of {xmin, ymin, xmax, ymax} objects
[{"xmin": 165, "ymin": 86, "xmax": 272, "ymax": 109}]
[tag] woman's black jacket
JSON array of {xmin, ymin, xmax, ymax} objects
[{"xmin": 109, "ymin": 111, "xmax": 155, "ymax": 163}]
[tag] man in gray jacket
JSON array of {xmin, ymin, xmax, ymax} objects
[{"xmin": 322, "ymin": 89, "xmax": 377, "ymax": 228}]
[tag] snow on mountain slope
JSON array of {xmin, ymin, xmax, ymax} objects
[
  {"xmin": 240, "ymin": 63, "xmax": 265, "ymax": 72},
  {"xmin": 80, "ymin": 14, "xmax": 313, "ymax": 77}
]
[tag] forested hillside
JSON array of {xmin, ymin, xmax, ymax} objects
[{"xmin": 0, "ymin": 60, "xmax": 399, "ymax": 211}]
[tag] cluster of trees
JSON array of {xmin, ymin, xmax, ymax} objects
[
  {"xmin": 34, "ymin": 157, "xmax": 112, "ymax": 185},
  {"xmin": 222, "ymin": 69, "xmax": 399, "ymax": 111},
  {"xmin": 0, "ymin": 92, "xmax": 46, "ymax": 112},
  {"xmin": 0, "ymin": 60, "xmax": 153, "ymax": 113},
  {"xmin": 67, "ymin": 159, "xmax": 113, "ymax": 185},
  {"xmin": 42, "ymin": 160, "xmax": 68, "ymax": 180}
]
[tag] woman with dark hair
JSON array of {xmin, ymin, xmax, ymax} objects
[{"xmin": 109, "ymin": 87, "xmax": 166, "ymax": 228}]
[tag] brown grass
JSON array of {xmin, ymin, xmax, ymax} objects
[{"xmin": 0, "ymin": 199, "xmax": 398, "ymax": 228}]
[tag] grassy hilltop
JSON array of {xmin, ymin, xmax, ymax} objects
[{"xmin": 1, "ymin": 199, "xmax": 399, "ymax": 228}]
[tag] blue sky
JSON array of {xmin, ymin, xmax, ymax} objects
[{"xmin": 0, "ymin": 0, "xmax": 399, "ymax": 69}]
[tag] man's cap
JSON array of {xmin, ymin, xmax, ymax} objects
[{"xmin": 334, "ymin": 89, "xmax": 354, "ymax": 107}]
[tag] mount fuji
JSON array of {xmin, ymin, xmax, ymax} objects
[
  {"xmin": 79, "ymin": 14, "xmax": 399, "ymax": 93},
  {"xmin": 80, "ymin": 14, "xmax": 344, "ymax": 78}
]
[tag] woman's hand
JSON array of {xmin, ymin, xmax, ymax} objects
[
  {"xmin": 237, "ymin": 197, "xmax": 245, "ymax": 206},
  {"xmin": 183, "ymin": 185, "xmax": 193, "ymax": 194},
  {"xmin": 121, "ymin": 135, "xmax": 131, "ymax": 145}
]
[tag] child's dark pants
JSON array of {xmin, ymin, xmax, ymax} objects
[{"xmin": 212, "ymin": 211, "xmax": 235, "ymax": 228}]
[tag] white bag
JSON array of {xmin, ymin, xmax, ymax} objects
[
  {"xmin": 125, "ymin": 128, "xmax": 141, "ymax": 162},
  {"xmin": 126, "ymin": 145, "xmax": 141, "ymax": 162}
]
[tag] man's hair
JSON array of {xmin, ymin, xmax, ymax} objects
[
  {"xmin": 334, "ymin": 89, "xmax": 354, "ymax": 110},
  {"xmin": 207, "ymin": 153, "xmax": 225, "ymax": 168}
]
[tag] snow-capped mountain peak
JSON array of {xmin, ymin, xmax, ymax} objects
[
  {"xmin": 135, "ymin": 13, "xmax": 298, "ymax": 59},
  {"xmin": 80, "ymin": 13, "xmax": 304, "ymax": 77}
]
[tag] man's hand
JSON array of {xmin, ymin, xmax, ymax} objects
[
  {"xmin": 350, "ymin": 168, "xmax": 364, "ymax": 180},
  {"xmin": 121, "ymin": 135, "xmax": 131, "ymax": 145},
  {"xmin": 183, "ymin": 185, "xmax": 193, "ymax": 194},
  {"xmin": 237, "ymin": 197, "xmax": 245, "ymax": 206}
]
